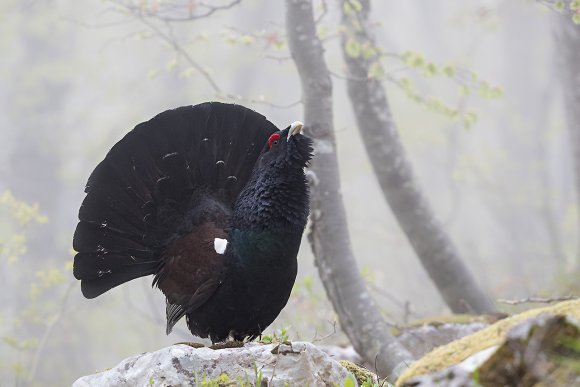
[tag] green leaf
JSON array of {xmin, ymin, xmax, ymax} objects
[
  {"xmin": 573, "ymin": 13, "xmax": 580, "ymax": 24},
  {"xmin": 260, "ymin": 335, "xmax": 273, "ymax": 344},
  {"xmin": 368, "ymin": 62, "xmax": 384, "ymax": 79},
  {"xmin": 303, "ymin": 275, "xmax": 313, "ymax": 291},
  {"xmin": 442, "ymin": 64, "xmax": 456, "ymax": 77},
  {"xmin": 147, "ymin": 69, "xmax": 159, "ymax": 79},
  {"xmin": 343, "ymin": 0, "xmax": 362, "ymax": 15},
  {"xmin": 343, "ymin": 374, "xmax": 357, "ymax": 387},
  {"xmin": 345, "ymin": 38, "xmax": 361, "ymax": 58},
  {"xmin": 458, "ymin": 85, "xmax": 471, "ymax": 97},
  {"xmin": 180, "ymin": 68, "xmax": 196, "ymax": 79},
  {"xmin": 425, "ymin": 96, "xmax": 442, "ymax": 110},
  {"xmin": 463, "ymin": 111, "xmax": 478, "ymax": 129},
  {"xmin": 342, "ymin": 2, "xmax": 354, "ymax": 15},
  {"xmin": 239, "ymin": 35, "xmax": 254, "ymax": 45},
  {"xmin": 317, "ymin": 25, "xmax": 328, "ymax": 40},
  {"xmin": 399, "ymin": 77, "xmax": 412, "ymax": 92},
  {"xmin": 489, "ymin": 86, "xmax": 503, "ymax": 98},
  {"xmin": 403, "ymin": 51, "xmax": 425, "ymax": 68},
  {"xmin": 224, "ymin": 34, "xmax": 238, "ymax": 45},
  {"xmin": 423, "ymin": 62, "xmax": 438, "ymax": 77},
  {"xmin": 554, "ymin": 0, "xmax": 565, "ymax": 10},
  {"xmin": 166, "ymin": 59, "xmax": 177, "ymax": 71},
  {"xmin": 362, "ymin": 43, "xmax": 377, "ymax": 60}
]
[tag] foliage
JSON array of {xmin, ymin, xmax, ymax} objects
[
  {"xmin": 340, "ymin": 4, "xmax": 503, "ymax": 130},
  {"xmin": 259, "ymin": 326, "xmax": 290, "ymax": 344},
  {"xmin": 548, "ymin": 0, "xmax": 580, "ymax": 24},
  {"xmin": 0, "ymin": 191, "xmax": 47, "ymax": 263},
  {"xmin": 0, "ymin": 192, "xmax": 73, "ymax": 385},
  {"xmin": 252, "ymin": 363, "xmax": 263, "ymax": 387},
  {"xmin": 340, "ymin": 360, "xmax": 390, "ymax": 387}
]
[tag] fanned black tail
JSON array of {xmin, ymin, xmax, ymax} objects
[{"xmin": 73, "ymin": 102, "xmax": 277, "ymax": 298}]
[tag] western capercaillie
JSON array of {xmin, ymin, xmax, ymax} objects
[{"xmin": 73, "ymin": 102, "xmax": 312, "ymax": 342}]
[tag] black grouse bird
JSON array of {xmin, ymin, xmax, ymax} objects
[{"xmin": 73, "ymin": 102, "xmax": 312, "ymax": 342}]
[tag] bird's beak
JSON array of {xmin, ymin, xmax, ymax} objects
[{"xmin": 288, "ymin": 121, "xmax": 304, "ymax": 141}]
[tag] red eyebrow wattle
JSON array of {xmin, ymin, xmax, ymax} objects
[{"xmin": 268, "ymin": 133, "xmax": 281, "ymax": 148}]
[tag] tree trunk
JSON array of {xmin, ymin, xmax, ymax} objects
[
  {"xmin": 554, "ymin": 12, "xmax": 580, "ymax": 270},
  {"xmin": 339, "ymin": 0, "xmax": 496, "ymax": 314},
  {"xmin": 285, "ymin": 0, "xmax": 414, "ymax": 380}
]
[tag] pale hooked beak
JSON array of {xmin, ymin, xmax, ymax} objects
[{"xmin": 288, "ymin": 121, "xmax": 304, "ymax": 141}]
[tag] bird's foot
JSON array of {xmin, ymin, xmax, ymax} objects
[
  {"xmin": 173, "ymin": 342, "xmax": 206, "ymax": 348},
  {"xmin": 210, "ymin": 340, "xmax": 245, "ymax": 350}
]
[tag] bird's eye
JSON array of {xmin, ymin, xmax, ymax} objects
[{"xmin": 267, "ymin": 133, "xmax": 281, "ymax": 149}]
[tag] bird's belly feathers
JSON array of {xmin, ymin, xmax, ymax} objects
[{"xmin": 185, "ymin": 256, "xmax": 297, "ymax": 342}]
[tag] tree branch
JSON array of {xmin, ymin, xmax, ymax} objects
[
  {"xmin": 497, "ymin": 295, "xmax": 577, "ymax": 305},
  {"xmin": 110, "ymin": 0, "xmax": 223, "ymax": 93},
  {"xmin": 117, "ymin": 0, "xmax": 242, "ymax": 23}
]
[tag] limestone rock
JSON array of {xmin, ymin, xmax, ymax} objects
[
  {"xmin": 397, "ymin": 299, "xmax": 580, "ymax": 386},
  {"xmin": 400, "ymin": 311, "xmax": 580, "ymax": 386},
  {"xmin": 319, "ymin": 344, "xmax": 363, "ymax": 363},
  {"xmin": 73, "ymin": 341, "xmax": 356, "ymax": 386},
  {"xmin": 396, "ymin": 322, "xmax": 488, "ymax": 359}
]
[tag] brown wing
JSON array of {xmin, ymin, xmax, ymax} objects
[{"xmin": 154, "ymin": 222, "xmax": 227, "ymax": 334}]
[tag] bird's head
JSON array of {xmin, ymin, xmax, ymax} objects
[
  {"xmin": 257, "ymin": 121, "xmax": 313, "ymax": 170},
  {"xmin": 232, "ymin": 121, "xmax": 312, "ymax": 232}
]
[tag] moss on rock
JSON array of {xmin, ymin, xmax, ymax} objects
[
  {"xmin": 396, "ymin": 299, "xmax": 580, "ymax": 386},
  {"xmin": 339, "ymin": 360, "xmax": 377, "ymax": 385}
]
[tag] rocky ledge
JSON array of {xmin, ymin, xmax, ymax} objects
[{"xmin": 73, "ymin": 341, "xmax": 368, "ymax": 386}]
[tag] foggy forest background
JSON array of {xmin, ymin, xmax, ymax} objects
[{"xmin": 1, "ymin": 0, "xmax": 579, "ymax": 385}]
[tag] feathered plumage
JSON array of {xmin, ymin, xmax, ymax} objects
[{"xmin": 73, "ymin": 102, "xmax": 312, "ymax": 342}]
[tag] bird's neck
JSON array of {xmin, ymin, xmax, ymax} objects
[
  {"xmin": 231, "ymin": 167, "xmax": 309, "ymax": 232},
  {"xmin": 229, "ymin": 167, "xmax": 308, "ymax": 268},
  {"xmin": 229, "ymin": 227, "xmax": 302, "ymax": 266}
]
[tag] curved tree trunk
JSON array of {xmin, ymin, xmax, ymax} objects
[
  {"xmin": 285, "ymin": 0, "xmax": 414, "ymax": 380},
  {"xmin": 339, "ymin": 0, "xmax": 496, "ymax": 314},
  {"xmin": 554, "ymin": 12, "xmax": 580, "ymax": 271}
]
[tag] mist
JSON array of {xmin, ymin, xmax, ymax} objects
[{"xmin": 1, "ymin": 0, "xmax": 578, "ymax": 385}]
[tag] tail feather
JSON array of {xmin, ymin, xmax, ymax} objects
[
  {"xmin": 79, "ymin": 258, "xmax": 158, "ymax": 299},
  {"xmin": 79, "ymin": 194, "xmax": 146, "ymax": 235},
  {"xmin": 73, "ymin": 102, "xmax": 277, "ymax": 297},
  {"xmin": 73, "ymin": 221, "xmax": 147, "ymax": 254}
]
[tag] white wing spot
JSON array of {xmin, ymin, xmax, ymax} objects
[{"xmin": 213, "ymin": 238, "xmax": 228, "ymax": 255}]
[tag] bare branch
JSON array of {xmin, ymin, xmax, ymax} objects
[
  {"xmin": 145, "ymin": 18, "xmax": 221, "ymax": 92},
  {"xmin": 28, "ymin": 281, "xmax": 76, "ymax": 383},
  {"xmin": 110, "ymin": 0, "xmax": 222, "ymax": 93},
  {"xmin": 537, "ymin": 0, "xmax": 575, "ymax": 15},
  {"xmin": 219, "ymin": 93, "xmax": 302, "ymax": 109},
  {"xmin": 117, "ymin": 0, "xmax": 242, "ymax": 23},
  {"xmin": 60, "ymin": 16, "xmax": 136, "ymax": 29},
  {"xmin": 367, "ymin": 282, "xmax": 421, "ymax": 321},
  {"xmin": 314, "ymin": 0, "xmax": 328, "ymax": 24},
  {"xmin": 497, "ymin": 295, "xmax": 577, "ymax": 305},
  {"xmin": 311, "ymin": 320, "xmax": 337, "ymax": 343},
  {"xmin": 263, "ymin": 54, "xmax": 293, "ymax": 63}
]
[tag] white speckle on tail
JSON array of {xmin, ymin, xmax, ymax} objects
[{"xmin": 213, "ymin": 238, "xmax": 228, "ymax": 254}]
